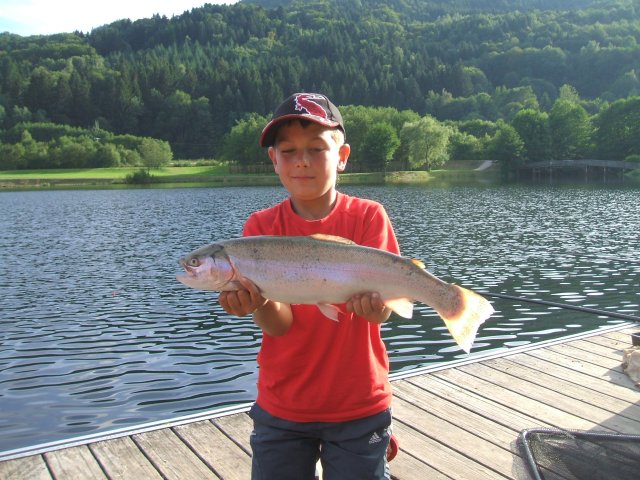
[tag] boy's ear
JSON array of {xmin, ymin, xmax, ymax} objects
[
  {"xmin": 337, "ymin": 143, "xmax": 350, "ymax": 172},
  {"xmin": 268, "ymin": 146, "xmax": 279, "ymax": 173}
]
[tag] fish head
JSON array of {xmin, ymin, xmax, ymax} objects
[{"xmin": 176, "ymin": 243, "xmax": 235, "ymax": 291}]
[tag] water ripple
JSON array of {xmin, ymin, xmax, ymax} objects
[{"xmin": 1, "ymin": 185, "xmax": 639, "ymax": 452}]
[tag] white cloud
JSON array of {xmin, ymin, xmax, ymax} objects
[{"xmin": 0, "ymin": 0, "xmax": 239, "ymax": 36}]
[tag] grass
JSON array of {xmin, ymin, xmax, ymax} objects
[
  {"xmin": 0, "ymin": 165, "xmax": 231, "ymax": 180},
  {"xmin": 0, "ymin": 161, "xmax": 498, "ymax": 187}
]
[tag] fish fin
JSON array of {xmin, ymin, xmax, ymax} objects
[
  {"xmin": 309, "ymin": 234, "xmax": 355, "ymax": 245},
  {"xmin": 438, "ymin": 285, "xmax": 494, "ymax": 354},
  {"xmin": 384, "ymin": 298, "xmax": 414, "ymax": 319},
  {"xmin": 411, "ymin": 259, "xmax": 426, "ymax": 269},
  {"xmin": 317, "ymin": 303, "xmax": 343, "ymax": 321},
  {"xmin": 220, "ymin": 280, "xmax": 243, "ymax": 291}
]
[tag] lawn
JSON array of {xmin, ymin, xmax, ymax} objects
[
  {"xmin": 0, "ymin": 161, "xmax": 499, "ymax": 187},
  {"xmin": 0, "ymin": 165, "xmax": 231, "ymax": 180}
]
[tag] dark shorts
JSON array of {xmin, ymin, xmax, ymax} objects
[{"xmin": 249, "ymin": 403, "xmax": 392, "ymax": 480}]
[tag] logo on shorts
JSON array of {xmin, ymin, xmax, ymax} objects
[{"xmin": 368, "ymin": 432, "xmax": 383, "ymax": 444}]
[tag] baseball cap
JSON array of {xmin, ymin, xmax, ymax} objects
[{"xmin": 259, "ymin": 92, "xmax": 345, "ymax": 147}]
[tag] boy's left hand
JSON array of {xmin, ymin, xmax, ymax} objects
[{"xmin": 346, "ymin": 292, "xmax": 391, "ymax": 324}]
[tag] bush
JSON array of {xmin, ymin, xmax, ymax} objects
[
  {"xmin": 0, "ymin": 143, "xmax": 27, "ymax": 169},
  {"xmin": 139, "ymin": 138, "xmax": 173, "ymax": 167},
  {"xmin": 124, "ymin": 168, "xmax": 158, "ymax": 184}
]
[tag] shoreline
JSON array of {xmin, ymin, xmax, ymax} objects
[
  {"xmin": 0, "ymin": 162, "xmax": 498, "ymax": 189},
  {"xmin": 2, "ymin": 164, "xmax": 638, "ymax": 189}
]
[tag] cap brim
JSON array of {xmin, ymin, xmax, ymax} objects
[{"xmin": 259, "ymin": 114, "xmax": 342, "ymax": 147}]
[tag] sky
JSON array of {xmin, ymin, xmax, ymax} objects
[{"xmin": 0, "ymin": 0, "xmax": 240, "ymax": 36}]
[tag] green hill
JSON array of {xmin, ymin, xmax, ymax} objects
[{"xmin": 0, "ymin": 0, "xmax": 638, "ymax": 165}]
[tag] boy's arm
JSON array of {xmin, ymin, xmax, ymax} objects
[
  {"xmin": 253, "ymin": 299, "xmax": 294, "ymax": 336},
  {"xmin": 219, "ymin": 276, "xmax": 293, "ymax": 336}
]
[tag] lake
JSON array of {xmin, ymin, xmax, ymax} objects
[{"xmin": 1, "ymin": 184, "xmax": 639, "ymax": 453}]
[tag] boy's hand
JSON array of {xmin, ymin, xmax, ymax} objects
[
  {"xmin": 219, "ymin": 276, "xmax": 268, "ymax": 317},
  {"xmin": 220, "ymin": 276, "xmax": 293, "ymax": 336},
  {"xmin": 346, "ymin": 292, "xmax": 391, "ymax": 324}
]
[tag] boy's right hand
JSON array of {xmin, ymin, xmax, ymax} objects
[{"xmin": 219, "ymin": 276, "xmax": 268, "ymax": 317}]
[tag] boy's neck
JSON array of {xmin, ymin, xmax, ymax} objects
[{"xmin": 290, "ymin": 191, "xmax": 339, "ymax": 220}]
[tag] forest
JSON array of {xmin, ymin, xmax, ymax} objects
[{"xmin": 0, "ymin": 0, "xmax": 639, "ymax": 173}]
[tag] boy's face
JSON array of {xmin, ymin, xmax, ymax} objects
[{"xmin": 268, "ymin": 121, "xmax": 350, "ymax": 205}]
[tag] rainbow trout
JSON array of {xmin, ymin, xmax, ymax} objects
[{"xmin": 177, "ymin": 235, "xmax": 493, "ymax": 353}]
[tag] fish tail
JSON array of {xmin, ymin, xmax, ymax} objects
[{"xmin": 437, "ymin": 285, "xmax": 494, "ymax": 354}]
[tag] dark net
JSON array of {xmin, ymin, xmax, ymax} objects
[{"xmin": 519, "ymin": 429, "xmax": 640, "ymax": 480}]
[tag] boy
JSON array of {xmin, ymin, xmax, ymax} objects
[{"xmin": 219, "ymin": 93, "xmax": 399, "ymax": 479}]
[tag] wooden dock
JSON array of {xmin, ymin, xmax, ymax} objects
[{"xmin": 2, "ymin": 324, "xmax": 639, "ymax": 479}]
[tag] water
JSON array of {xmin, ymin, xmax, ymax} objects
[{"xmin": 1, "ymin": 184, "xmax": 639, "ymax": 453}]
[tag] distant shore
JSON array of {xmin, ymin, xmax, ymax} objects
[{"xmin": 0, "ymin": 161, "xmax": 497, "ymax": 189}]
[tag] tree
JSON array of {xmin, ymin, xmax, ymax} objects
[
  {"xmin": 558, "ymin": 84, "xmax": 581, "ymax": 103},
  {"xmin": 361, "ymin": 123, "xmax": 400, "ymax": 171},
  {"xmin": 548, "ymin": 99, "xmax": 592, "ymax": 159},
  {"xmin": 492, "ymin": 86, "xmax": 539, "ymax": 122},
  {"xmin": 24, "ymin": 67, "xmax": 57, "ymax": 116},
  {"xmin": 221, "ymin": 113, "xmax": 269, "ymax": 166},
  {"xmin": 91, "ymin": 143, "xmax": 121, "ymax": 167},
  {"xmin": 448, "ymin": 130, "xmax": 484, "ymax": 161},
  {"xmin": 490, "ymin": 120, "xmax": 525, "ymax": 179},
  {"xmin": 341, "ymin": 105, "xmax": 375, "ymax": 168},
  {"xmin": 0, "ymin": 142, "xmax": 26, "ymax": 169},
  {"xmin": 399, "ymin": 116, "xmax": 452, "ymax": 170},
  {"xmin": 593, "ymin": 96, "xmax": 640, "ymax": 159},
  {"xmin": 340, "ymin": 105, "xmax": 417, "ymax": 169},
  {"xmin": 511, "ymin": 109, "xmax": 551, "ymax": 162},
  {"xmin": 49, "ymin": 136, "xmax": 93, "ymax": 168},
  {"xmin": 605, "ymin": 69, "xmax": 640, "ymax": 100},
  {"xmin": 139, "ymin": 138, "xmax": 173, "ymax": 167},
  {"xmin": 18, "ymin": 130, "xmax": 49, "ymax": 169}
]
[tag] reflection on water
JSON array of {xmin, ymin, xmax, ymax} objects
[{"xmin": 1, "ymin": 185, "xmax": 639, "ymax": 452}]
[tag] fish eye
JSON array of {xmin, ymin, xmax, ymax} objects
[{"xmin": 188, "ymin": 258, "xmax": 200, "ymax": 267}]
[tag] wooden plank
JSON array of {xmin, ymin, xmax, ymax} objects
[
  {"xmin": 394, "ymin": 380, "xmax": 518, "ymax": 447},
  {"xmin": 567, "ymin": 339, "xmax": 626, "ymax": 361},
  {"xmin": 0, "ymin": 455, "xmax": 51, "ymax": 480},
  {"xmin": 433, "ymin": 367, "xmax": 610, "ymax": 431},
  {"xmin": 458, "ymin": 361, "xmax": 640, "ymax": 433},
  {"xmin": 174, "ymin": 419, "xmax": 252, "ymax": 480},
  {"xmin": 406, "ymin": 374, "xmax": 553, "ymax": 432},
  {"xmin": 547, "ymin": 343, "xmax": 624, "ymax": 370},
  {"xmin": 499, "ymin": 356, "xmax": 640, "ymax": 419},
  {"xmin": 526, "ymin": 347, "xmax": 635, "ymax": 388},
  {"xmin": 212, "ymin": 413, "xmax": 253, "ymax": 453},
  {"xmin": 392, "ymin": 419, "xmax": 509, "ymax": 480},
  {"xmin": 401, "ymin": 376, "xmax": 573, "ymax": 480},
  {"xmin": 389, "ymin": 446, "xmax": 454, "ymax": 480},
  {"xmin": 583, "ymin": 333, "xmax": 630, "ymax": 351},
  {"xmin": 133, "ymin": 428, "xmax": 218, "ymax": 480},
  {"xmin": 89, "ymin": 436, "xmax": 163, "ymax": 479},
  {"xmin": 392, "ymin": 395, "xmax": 520, "ymax": 478},
  {"xmin": 603, "ymin": 329, "xmax": 639, "ymax": 343},
  {"xmin": 393, "ymin": 380, "xmax": 553, "ymax": 478},
  {"xmin": 508, "ymin": 351, "xmax": 640, "ymax": 403},
  {"xmin": 44, "ymin": 446, "xmax": 106, "ymax": 479}
]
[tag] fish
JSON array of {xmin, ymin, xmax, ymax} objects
[{"xmin": 176, "ymin": 235, "xmax": 494, "ymax": 353}]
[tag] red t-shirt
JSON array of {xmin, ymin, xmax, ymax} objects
[{"xmin": 242, "ymin": 192, "xmax": 400, "ymax": 422}]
